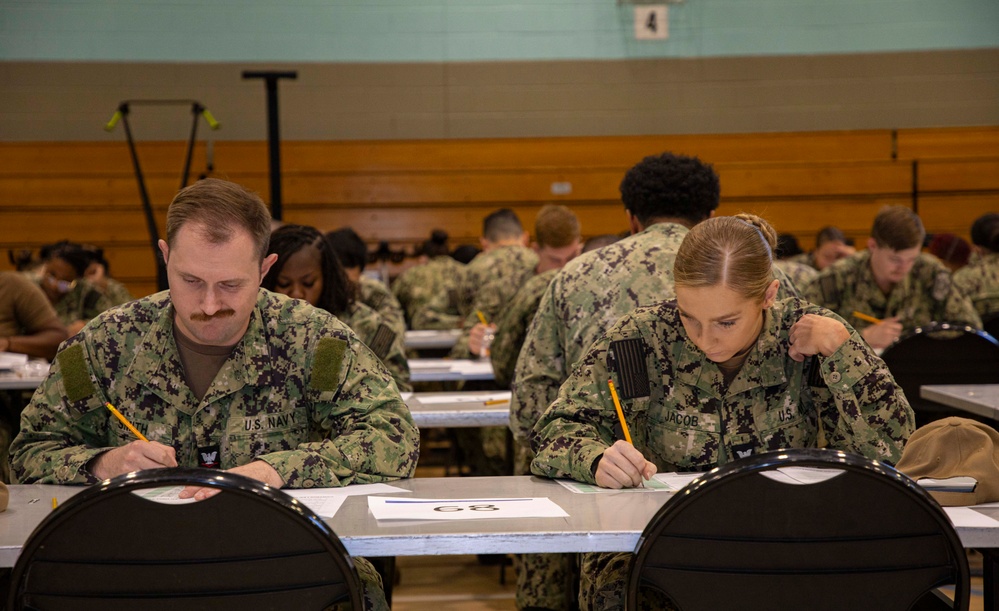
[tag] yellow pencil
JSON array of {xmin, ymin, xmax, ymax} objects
[
  {"xmin": 475, "ymin": 310, "xmax": 489, "ymax": 325},
  {"xmin": 105, "ymin": 402, "xmax": 148, "ymax": 442},
  {"xmin": 607, "ymin": 379, "xmax": 633, "ymax": 444},
  {"xmin": 51, "ymin": 497, "xmax": 57, "ymax": 509},
  {"xmin": 852, "ymin": 311, "xmax": 883, "ymax": 325},
  {"xmin": 484, "ymin": 399, "xmax": 509, "ymax": 405}
]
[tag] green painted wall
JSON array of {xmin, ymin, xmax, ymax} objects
[{"xmin": 2, "ymin": 0, "xmax": 997, "ymax": 63}]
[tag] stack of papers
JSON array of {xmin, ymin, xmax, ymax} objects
[
  {"xmin": 0, "ymin": 352, "xmax": 29, "ymax": 371},
  {"xmin": 916, "ymin": 476, "xmax": 977, "ymax": 493}
]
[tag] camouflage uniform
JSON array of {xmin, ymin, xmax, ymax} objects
[
  {"xmin": 490, "ymin": 269, "xmax": 557, "ymax": 390},
  {"xmin": 787, "ymin": 251, "xmax": 818, "ymax": 269},
  {"xmin": 392, "ymin": 256, "xmax": 466, "ymax": 330},
  {"xmin": 802, "ymin": 251, "xmax": 983, "ymax": 335},
  {"xmin": 510, "ymin": 223, "xmax": 688, "ymax": 611},
  {"xmin": 101, "ymin": 277, "xmax": 134, "ymax": 305},
  {"xmin": 48, "ymin": 278, "xmax": 125, "ymax": 326},
  {"xmin": 339, "ymin": 301, "xmax": 412, "ymax": 392},
  {"xmin": 531, "ymin": 297, "xmax": 914, "ymax": 610},
  {"xmin": 774, "ymin": 259, "xmax": 818, "ymax": 293},
  {"xmin": 11, "ymin": 289, "xmax": 419, "ymax": 611},
  {"xmin": 358, "ymin": 276, "xmax": 407, "ymax": 344},
  {"xmin": 953, "ymin": 252, "xmax": 999, "ymax": 321},
  {"xmin": 511, "ymin": 222, "xmax": 800, "ymax": 610},
  {"xmin": 512, "ymin": 223, "xmax": 689, "ymax": 448},
  {"xmin": 447, "ymin": 245, "xmax": 539, "ymax": 359}
]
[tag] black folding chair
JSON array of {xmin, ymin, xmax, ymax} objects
[
  {"xmin": 628, "ymin": 448, "xmax": 969, "ymax": 611},
  {"xmin": 8, "ymin": 468, "xmax": 363, "ymax": 611},
  {"xmin": 881, "ymin": 322, "xmax": 999, "ymax": 426},
  {"xmin": 982, "ymin": 312, "xmax": 999, "ymax": 341}
]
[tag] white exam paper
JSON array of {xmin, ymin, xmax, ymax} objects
[
  {"xmin": 415, "ymin": 392, "xmax": 511, "ymax": 405},
  {"xmin": 285, "ymin": 483, "xmax": 409, "ymax": 517},
  {"xmin": 132, "ymin": 483, "xmax": 408, "ymax": 517},
  {"xmin": 368, "ymin": 496, "xmax": 568, "ymax": 521},
  {"xmin": 449, "ymin": 361, "xmax": 494, "ymax": 375}
]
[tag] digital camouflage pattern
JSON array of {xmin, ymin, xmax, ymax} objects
[
  {"xmin": 49, "ymin": 278, "xmax": 125, "ymax": 326},
  {"xmin": 511, "ymin": 223, "xmax": 690, "ymax": 448},
  {"xmin": 444, "ymin": 245, "xmax": 538, "ymax": 358},
  {"xmin": 787, "ymin": 251, "xmax": 818, "ymax": 269},
  {"xmin": 531, "ymin": 297, "xmax": 914, "ymax": 611},
  {"xmin": 774, "ymin": 259, "xmax": 818, "ymax": 293},
  {"xmin": 531, "ymin": 296, "xmax": 912, "ymax": 481},
  {"xmin": 357, "ymin": 275, "xmax": 407, "ymax": 344},
  {"xmin": 11, "ymin": 289, "xmax": 420, "ymax": 487},
  {"xmin": 490, "ymin": 269, "xmax": 557, "ymax": 389},
  {"xmin": 101, "ymin": 277, "xmax": 134, "ymax": 307},
  {"xmin": 512, "ymin": 221, "xmax": 802, "ymax": 457},
  {"xmin": 338, "ymin": 300, "xmax": 412, "ymax": 392},
  {"xmin": 392, "ymin": 256, "xmax": 466, "ymax": 330},
  {"xmin": 483, "ymin": 267, "xmax": 573, "ymax": 610},
  {"xmin": 953, "ymin": 252, "xmax": 999, "ymax": 321},
  {"xmin": 802, "ymin": 250, "xmax": 982, "ymax": 334}
]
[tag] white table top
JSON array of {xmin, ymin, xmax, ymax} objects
[
  {"xmin": 404, "ymin": 329, "xmax": 462, "ymax": 350},
  {"xmin": 404, "ymin": 391, "xmax": 511, "ymax": 428},
  {"xmin": 408, "ymin": 358, "xmax": 495, "ymax": 382},
  {"xmin": 921, "ymin": 384, "xmax": 999, "ymax": 420},
  {"xmin": 0, "ymin": 364, "xmax": 48, "ymax": 391},
  {"xmin": 3, "ymin": 476, "xmax": 999, "ymax": 566}
]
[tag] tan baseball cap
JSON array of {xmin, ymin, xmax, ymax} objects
[{"xmin": 896, "ymin": 417, "xmax": 999, "ymax": 506}]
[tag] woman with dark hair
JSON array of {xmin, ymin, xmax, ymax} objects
[
  {"xmin": 263, "ymin": 224, "xmax": 411, "ymax": 392},
  {"xmin": 38, "ymin": 241, "xmax": 130, "ymax": 335}
]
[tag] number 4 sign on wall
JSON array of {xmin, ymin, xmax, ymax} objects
[{"xmin": 634, "ymin": 6, "xmax": 668, "ymax": 40}]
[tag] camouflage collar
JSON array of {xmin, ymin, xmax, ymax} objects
[
  {"xmin": 637, "ymin": 221, "xmax": 689, "ymax": 241},
  {"xmin": 125, "ymin": 290, "xmax": 273, "ymax": 414}
]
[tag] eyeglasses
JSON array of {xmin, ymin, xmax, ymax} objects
[{"xmin": 44, "ymin": 273, "xmax": 77, "ymax": 294}]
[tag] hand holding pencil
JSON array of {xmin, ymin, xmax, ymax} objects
[
  {"xmin": 88, "ymin": 402, "xmax": 178, "ymax": 480},
  {"xmin": 852, "ymin": 311, "xmax": 903, "ymax": 351},
  {"xmin": 593, "ymin": 379, "xmax": 656, "ymax": 490}
]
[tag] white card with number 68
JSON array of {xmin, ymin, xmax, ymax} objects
[{"xmin": 368, "ymin": 496, "xmax": 568, "ymax": 520}]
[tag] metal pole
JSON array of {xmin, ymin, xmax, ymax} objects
[
  {"xmin": 119, "ymin": 105, "xmax": 169, "ymax": 292},
  {"xmin": 179, "ymin": 102, "xmax": 203, "ymax": 189},
  {"xmin": 242, "ymin": 71, "xmax": 297, "ymax": 221}
]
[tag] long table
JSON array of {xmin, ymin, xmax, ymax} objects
[
  {"xmin": 921, "ymin": 384, "xmax": 999, "ymax": 421},
  {"xmin": 4, "ymin": 476, "xmax": 999, "ymax": 609},
  {"xmin": 408, "ymin": 358, "xmax": 495, "ymax": 382},
  {"xmin": 404, "ymin": 329, "xmax": 461, "ymax": 350},
  {"xmin": 404, "ymin": 392, "xmax": 511, "ymax": 428},
  {"xmin": 4, "ymin": 476, "xmax": 999, "ymax": 562}
]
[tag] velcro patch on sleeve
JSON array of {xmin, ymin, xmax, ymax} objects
[
  {"xmin": 57, "ymin": 343, "xmax": 95, "ymax": 403},
  {"xmin": 608, "ymin": 338, "xmax": 650, "ymax": 399},
  {"xmin": 367, "ymin": 323, "xmax": 396, "ymax": 361},
  {"xmin": 311, "ymin": 337, "xmax": 348, "ymax": 392}
]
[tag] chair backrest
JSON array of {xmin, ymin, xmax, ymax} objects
[
  {"xmin": 8, "ymin": 468, "xmax": 363, "ymax": 611},
  {"xmin": 628, "ymin": 449, "xmax": 969, "ymax": 611},
  {"xmin": 881, "ymin": 323, "xmax": 999, "ymax": 423},
  {"xmin": 983, "ymin": 312, "xmax": 999, "ymax": 341}
]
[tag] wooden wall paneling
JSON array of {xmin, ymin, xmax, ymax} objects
[
  {"xmin": 916, "ymin": 194, "xmax": 999, "ymax": 238},
  {"xmin": 895, "ymin": 127, "xmax": 999, "ymax": 160},
  {"xmin": 916, "ymin": 158, "xmax": 999, "ymax": 192},
  {"xmin": 0, "ymin": 142, "xmax": 211, "ymax": 177}
]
